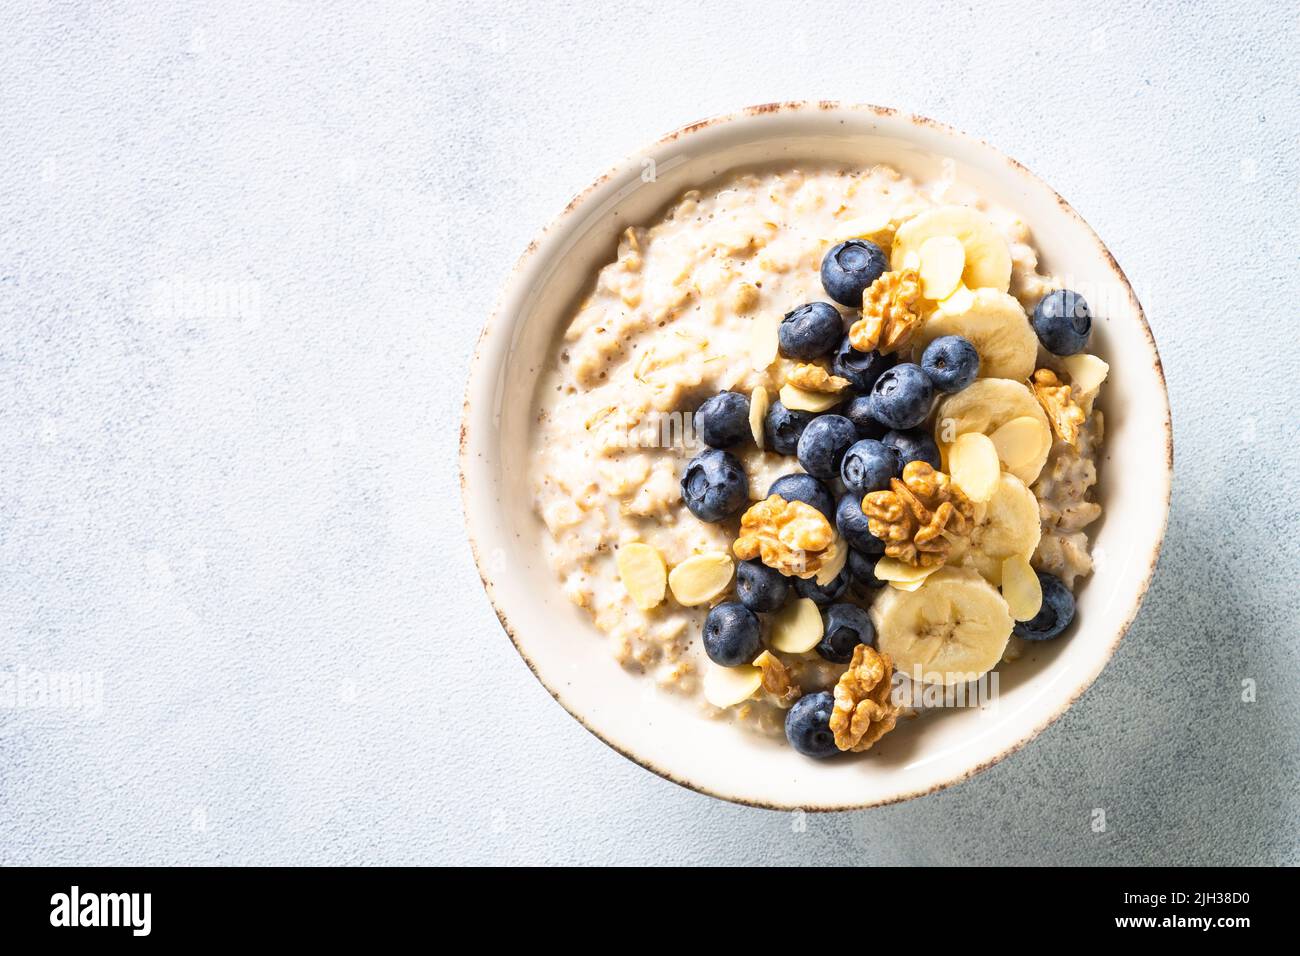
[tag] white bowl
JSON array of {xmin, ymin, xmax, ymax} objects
[{"xmin": 461, "ymin": 103, "xmax": 1172, "ymax": 810}]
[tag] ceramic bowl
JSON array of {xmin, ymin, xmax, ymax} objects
[{"xmin": 460, "ymin": 103, "xmax": 1172, "ymax": 810}]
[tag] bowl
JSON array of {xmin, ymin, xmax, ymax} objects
[{"xmin": 460, "ymin": 103, "xmax": 1172, "ymax": 810}]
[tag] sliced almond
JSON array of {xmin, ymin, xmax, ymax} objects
[
  {"xmin": 989, "ymin": 416, "xmax": 1052, "ymax": 471},
  {"xmin": 833, "ymin": 213, "xmax": 892, "ymax": 246},
  {"xmin": 1000, "ymin": 555, "xmax": 1043, "ymax": 621},
  {"xmin": 874, "ymin": 557, "xmax": 942, "ymax": 589},
  {"xmin": 1062, "ymin": 353, "xmax": 1109, "ymax": 400},
  {"xmin": 770, "ymin": 597, "xmax": 823, "ymax": 653},
  {"xmin": 616, "ymin": 542, "xmax": 667, "ymax": 610},
  {"xmin": 749, "ymin": 386, "xmax": 769, "ymax": 449},
  {"xmin": 779, "ymin": 382, "xmax": 840, "ymax": 413},
  {"xmin": 750, "ymin": 314, "xmax": 780, "ymax": 372},
  {"xmin": 891, "ymin": 577, "xmax": 928, "ymax": 592},
  {"xmin": 949, "ymin": 432, "xmax": 1000, "ymax": 502},
  {"xmin": 813, "ymin": 534, "xmax": 848, "ymax": 586},
  {"xmin": 936, "ymin": 283, "xmax": 975, "ymax": 316},
  {"xmin": 702, "ymin": 662, "xmax": 763, "ymax": 708},
  {"xmin": 667, "ymin": 552, "xmax": 734, "ymax": 606},
  {"xmin": 918, "ymin": 235, "xmax": 965, "ymax": 300}
]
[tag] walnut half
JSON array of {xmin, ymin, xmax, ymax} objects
[
  {"xmin": 861, "ymin": 461, "xmax": 975, "ymax": 568},
  {"xmin": 787, "ymin": 362, "xmax": 851, "ymax": 394},
  {"xmin": 754, "ymin": 650, "xmax": 802, "ymax": 708},
  {"xmin": 1031, "ymin": 368, "xmax": 1087, "ymax": 446},
  {"xmin": 733, "ymin": 494, "xmax": 834, "ymax": 578},
  {"xmin": 830, "ymin": 645, "xmax": 899, "ymax": 752},
  {"xmin": 848, "ymin": 268, "xmax": 923, "ymax": 354}
]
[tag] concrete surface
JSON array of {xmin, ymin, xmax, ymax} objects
[{"xmin": 0, "ymin": 0, "xmax": 1296, "ymax": 865}]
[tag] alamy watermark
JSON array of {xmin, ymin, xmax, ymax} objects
[
  {"xmin": 149, "ymin": 273, "xmax": 262, "ymax": 327},
  {"xmin": 890, "ymin": 666, "xmax": 999, "ymax": 711},
  {"xmin": 0, "ymin": 666, "xmax": 104, "ymax": 714},
  {"xmin": 588, "ymin": 407, "xmax": 700, "ymax": 450}
]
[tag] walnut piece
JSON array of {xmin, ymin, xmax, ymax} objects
[
  {"xmin": 848, "ymin": 268, "xmax": 923, "ymax": 354},
  {"xmin": 787, "ymin": 362, "xmax": 851, "ymax": 394},
  {"xmin": 1031, "ymin": 368, "xmax": 1087, "ymax": 446},
  {"xmin": 733, "ymin": 494, "xmax": 834, "ymax": 578},
  {"xmin": 861, "ymin": 461, "xmax": 975, "ymax": 568},
  {"xmin": 754, "ymin": 650, "xmax": 802, "ymax": 707},
  {"xmin": 830, "ymin": 645, "xmax": 899, "ymax": 752}
]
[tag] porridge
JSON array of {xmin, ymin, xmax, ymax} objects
[{"xmin": 529, "ymin": 163, "xmax": 1107, "ymax": 757}]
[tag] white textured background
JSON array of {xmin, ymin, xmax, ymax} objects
[{"xmin": 1, "ymin": 0, "xmax": 1296, "ymax": 865}]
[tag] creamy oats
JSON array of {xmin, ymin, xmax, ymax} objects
[{"xmin": 529, "ymin": 163, "xmax": 1105, "ymax": 749}]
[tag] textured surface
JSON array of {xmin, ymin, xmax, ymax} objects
[{"xmin": 1, "ymin": 0, "xmax": 1296, "ymax": 865}]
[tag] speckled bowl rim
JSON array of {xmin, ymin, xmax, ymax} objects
[{"xmin": 460, "ymin": 102, "xmax": 1173, "ymax": 811}]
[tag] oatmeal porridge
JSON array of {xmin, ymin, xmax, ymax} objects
[{"xmin": 529, "ymin": 163, "xmax": 1107, "ymax": 757}]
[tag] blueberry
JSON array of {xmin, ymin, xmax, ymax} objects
[
  {"xmin": 693, "ymin": 390, "xmax": 750, "ymax": 449},
  {"xmin": 795, "ymin": 569, "xmax": 849, "ymax": 606},
  {"xmin": 921, "ymin": 335, "xmax": 980, "ymax": 393},
  {"xmin": 835, "ymin": 493, "xmax": 885, "ymax": 555},
  {"xmin": 840, "ymin": 439, "xmax": 901, "ymax": 496},
  {"xmin": 764, "ymin": 401, "xmax": 815, "ymax": 456},
  {"xmin": 1032, "ymin": 289, "xmax": 1092, "ymax": 355},
  {"xmin": 820, "ymin": 239, "xmax": 888, "ymax": 308},
  {"xmin": 702, "ymin": 602, "xmax": 762, "ymax": 666},
  {"xmin": 847, "ymin": 548, "xmax": 883, "ymax": 590},
  {"xmin": 843, "ymin": 394, "xmax": 887, "ymax": 440},
  {"xmin": 869, "ymin": 363, "xmax": 934, "ymax": 430},
  {"xmin": 881, "ymin": 428, "xmax": 942, "ymax": 471},
  {"xmin": 831, "ymin": 337, "xmax": 890, "ymax": 393},
  {"xmin": 784, "ymin": 691, "xmax": 839, "ymax": 758},
  {"xmin": 778, "ymin": 302, "xmax": 843, "ymax": 360},
  {"xmin": 1014, "ymin": 571, "xmax": 1076, "ymax": 641},
  {"xmin": 768, "ymin": 473, "xmax": 835, "ymax": 523},
  {"xmin": 680, "ymin": 448, "xmax": 748, "ymax": 522},
  {"xmin": 796, "ymin": 414, "xmax": 858, "ymax": 480},
  {"xmin": 816, "ymin": 603, "xmax": 875, "ymax": 663},
  {"xmin": 736, "ymin": 559, "xmax": 790, "ymax": 613}
]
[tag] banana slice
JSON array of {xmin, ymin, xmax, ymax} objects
[
  {"xmin": 892, "ymin": 206, "xmax": 1012, "ymax": 293},
  {"xmin": 702, "ymin": 662, "xmax": 763, "ymax": 708},
  {"xmin": 934, "ymin": 378, "xmax": 1052, "ymax": 486},
  {"xmin": 949, "ymin": 473, "xmax": 1041, "ymax": 585},
  {"xmin": 912, "ymin": 288, "xmax": 1037, "ymax": 382},
  {"xmin": 668, "ymin": 552, "xmax": 734, "ymax": 606},
  {"xmin": 616, "ymin": 542, "xmax": 667, "ymax": 610},
  {"xmin": 872, "ymin": 566, "xmax": 1014, "ymax": 685}
]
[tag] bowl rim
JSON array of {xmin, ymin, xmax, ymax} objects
[{"xmin": 460, "ymin": 101, "xmax": 1174, "ymax": 811}]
